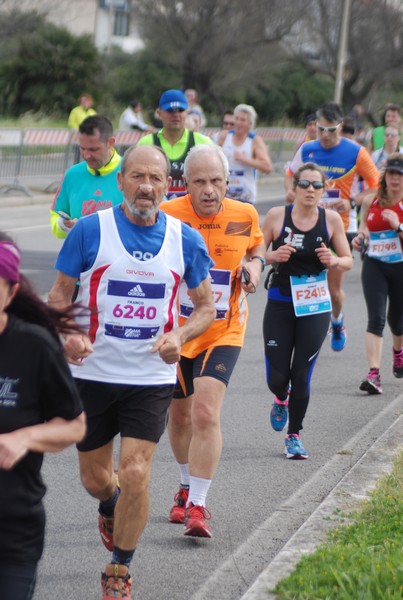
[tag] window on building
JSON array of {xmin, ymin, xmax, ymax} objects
[
  {"xmin": 114, "ymin": 9, "xmax": 130, "ymax": 36},
  {"xmin": 99, "ymin": 0, "xmax": 130, "ymax": 37},
  {"xmin": 99, "ymin": 0, "xmax": 128, "ymax": 8}
]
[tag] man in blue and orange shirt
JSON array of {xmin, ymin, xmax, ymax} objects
[{"xmin": 285, "ymin": 102, "xmax": 378, "ymax": 352}]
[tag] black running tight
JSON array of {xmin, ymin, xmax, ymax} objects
[
  {"xmin": 0, "ymin": 563, "xmax": 37, "ymax": 600},
  {"xmin": 361, "ymin": 256, "xmax": 403, "ymax": 337},
  {"xmin": 263, "ymin": 299, "xmax": 330, "ymax": 434}
]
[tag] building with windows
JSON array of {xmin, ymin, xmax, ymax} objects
[
  {"xmin": 94, "ymin": 0, "xmax": 143, "ymax": 52},
  {"xmin": 1, "ymin": 0, "xmax": 143, "ymax": 53}
]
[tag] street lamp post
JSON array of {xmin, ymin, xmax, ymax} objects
[{"xmin": 334, "ymin": 0, "xmax": 353, "ymax": 105}]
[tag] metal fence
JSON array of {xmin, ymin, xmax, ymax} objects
[
  {"xmin": 0, "ymin": 127, "xmax": 305, "ymax": 196},
  {"xmin": 0, "ymin": 128, "xmax": 74, "ymax": 196}
]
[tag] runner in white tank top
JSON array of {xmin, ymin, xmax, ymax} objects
[
  {"xmin": 217, "ymin": 103, "xmax": 273, "ymax": 204},
  {"xmin": 48, "ymin": 146, "xmax": 215, "ymax": 599},
  {"xmin": 222, "ymin": 131, "xmax": 257, "ymax": 203}
]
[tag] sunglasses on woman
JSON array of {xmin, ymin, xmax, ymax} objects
[{"xmin": 296, "ymin": 180, "xmax": 325, "ymax": 190}]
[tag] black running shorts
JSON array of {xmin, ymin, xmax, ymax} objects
[
  {"xmin": 174, "ymin": 345, "xmax": 241, "ymax": 398},
  {"xmin": 75, "ymin": 380, "xmax": 174, "ymax": 451}
]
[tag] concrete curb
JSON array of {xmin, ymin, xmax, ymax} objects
[
  {"xmin": 240, "ymin": 406, "xmax": 403, "ymax": 599},
  {"xmin": 0, "ymin": 194, "xmax": 52, "ymax": 208}
]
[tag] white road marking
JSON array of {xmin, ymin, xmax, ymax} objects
[{"xmin": 6, "ymin": 224, "xmax": 50, "ymax": 232}]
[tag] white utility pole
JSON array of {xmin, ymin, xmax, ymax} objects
[{"xmin": 334, "ymin": 0, "xmax": 353, "ymax": 104}]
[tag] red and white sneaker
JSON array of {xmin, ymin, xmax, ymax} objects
[
  {"xmin": 98, "ymin": 473, "xmax": 120, "ymax": 551},
  {"xmin": 169, "ymin": 486, "xmax": 189, "ymax": 524},
  {"xmin": 184, "ymin": 503, "xmax": 212, "ymax": 538},
  {"xmin": 98, "ymin": 512, "xmax": 114, "ymax": 551},
  {"xmin": 101, "ymin": 564, "xmax": 132, "ymax": 599}
]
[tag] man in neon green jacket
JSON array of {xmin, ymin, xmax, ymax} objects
[{"xmin": 138, "ymin": 89, "xmax": 212, "ymax": 199}]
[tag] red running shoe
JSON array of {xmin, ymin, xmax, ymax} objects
[
  {"xmin": 169, "ymin": 487, "xmax": 189, "ymax": 523},
  {"xmin": 101, "ymin": 564, "xmax": 132, "ymax": 599},
  {"xmin": 184, "ymin": 502, "xmax": 212, "ymax": 538},
  {"xmin": 98, "ymin": 512, "xmax": 114, "ymax": 551},
  {"xmin": 98, "ymin": 473, "xmax": 119, "ymax": 551}
]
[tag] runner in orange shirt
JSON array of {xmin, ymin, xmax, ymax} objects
[{"xmin": 160, "ymin": 144, "xmax": 265, "ymax": 538}]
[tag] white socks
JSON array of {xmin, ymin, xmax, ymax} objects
[
  {"xmin": 187, "ymin": 476, "xmax": 212, "ymax": 507},
  {"xmin": 178, "ymin": 463, "xmax": 190, "ymax": 487},
  {"xmin": 176, "ymin": 464, "xmax": 212, "ymax": 506}
]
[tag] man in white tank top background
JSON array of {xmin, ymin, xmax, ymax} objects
[{"xmin": 217, "ymin": 103, "xmax": 273, "ymax": 204}]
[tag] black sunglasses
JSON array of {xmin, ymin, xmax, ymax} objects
[{"xmin": 296, "ymin": 179, "xmax": 325, "ymax": 190}]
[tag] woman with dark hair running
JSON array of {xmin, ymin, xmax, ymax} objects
[
  {"xmin": 352, "ymin": 153, "xmax": 403, "ymax": 394},
  {"xmin": 262, "ymin": 163, "xmax": 352, "ymax": 459},
  {"xmin": 0, "ymin": 232, "xmax": 86, "ymax": 600}
]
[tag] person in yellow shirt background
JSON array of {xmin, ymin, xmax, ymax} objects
[
  {"xmin": 67, "ymin": 93, "xmax": 97, "ymax": 130},
  {"xmin": 68, "ymin": 94, "xmax": 97, "ymax": 164}
]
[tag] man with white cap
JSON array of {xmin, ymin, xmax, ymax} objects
[{"xmin": 138, "ymin": 89, "xmax": 213, "ymax": 198}]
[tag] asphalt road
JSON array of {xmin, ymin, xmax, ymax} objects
[{"xmin": 2, "ymin": 183, "xmax": 402, "ymax": 600}]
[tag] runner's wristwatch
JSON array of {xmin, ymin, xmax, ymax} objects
[
  {"xmin": 396, "ymin": 223, "xmax": 403, "ymax": 233},
  {"xmin": 250, "ymin": 256, "xmax": 266, "ymax": 272}
]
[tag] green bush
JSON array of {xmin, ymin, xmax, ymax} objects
[
  {"xmin": 251, "ymin": 62, "xmax": 334, "ymax": 124},
  {"xmin": 104, "ymin": 46, "xmax": 180, "ymax": 121},
  {"xmin": 0, "ymin": 12, "xmax": 101, "ymax": 117}
]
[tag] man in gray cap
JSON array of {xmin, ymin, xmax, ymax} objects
[{"xmin": 138, "ymin": 89, "xmax": 213, "ymax": 198}]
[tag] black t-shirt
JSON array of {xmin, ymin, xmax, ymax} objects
[{"xmin": 0, "ymin": 316, "xmax": 83, "ymax": 565}]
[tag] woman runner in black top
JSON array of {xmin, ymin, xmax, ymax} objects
[
  {"xmin": 262, "ymin": 163, "xmax": 352, "ymax": 459},
  {"xmin": 0, "ymin": 232, "xmax": 86, "ymax": 600}
]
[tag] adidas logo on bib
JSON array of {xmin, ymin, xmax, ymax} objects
[{"xmin": 128, "ymin": 285, "xmax": 145, "ymax": 297}]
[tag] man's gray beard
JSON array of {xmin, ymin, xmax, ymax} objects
[{"xmin": 124, "ymin": 197, "xmax": 158, "ymax": 221}]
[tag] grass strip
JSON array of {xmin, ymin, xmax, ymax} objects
[{"xmin": 272, "ymin": 451, "xmax": 403, "ymax": 599}]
